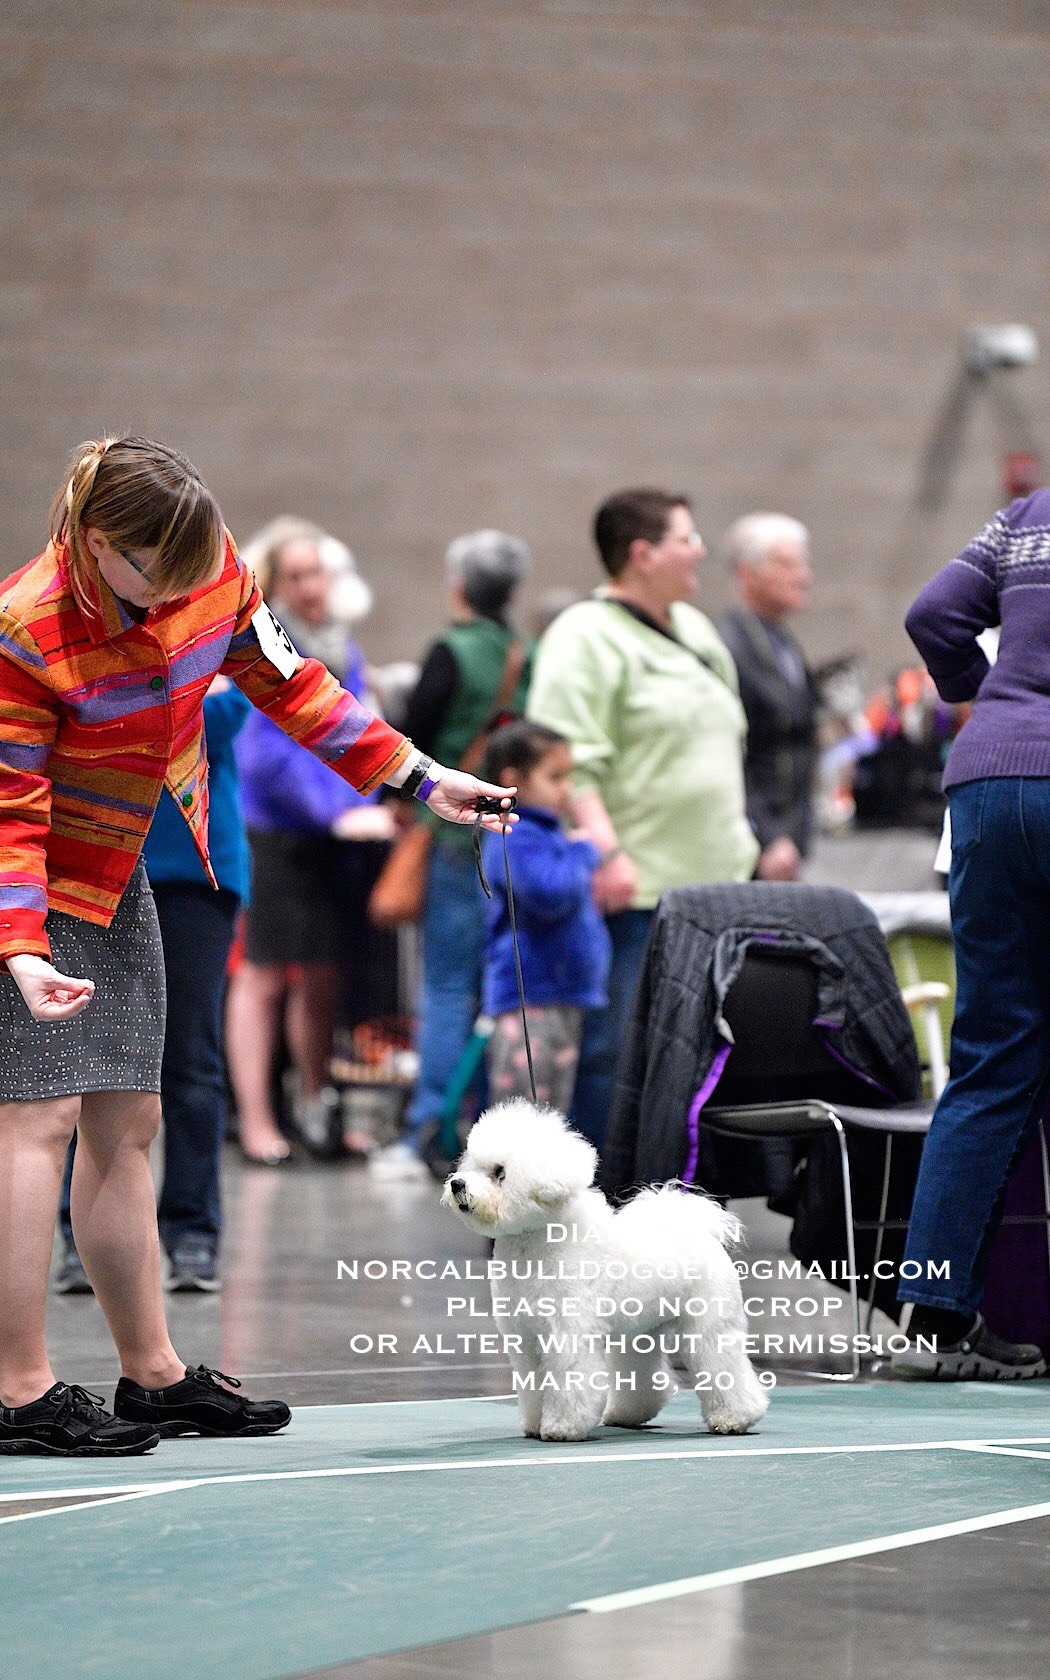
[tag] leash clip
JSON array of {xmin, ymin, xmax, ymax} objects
[{"xmin": 471, "ymin": 795, "xmax": 516, "ymax": 899}]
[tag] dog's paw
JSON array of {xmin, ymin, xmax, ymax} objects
[
  {"xmin": 539, "ymin": 1425, "xmax": 593, "ymax": 1442},
  {"xmin": 523, "ymin": 1428, "xmax": 541, "ymax": 1439},
  {"xmin": 705, "ymin": 1403, "xmax": 767, "ymax": 1436}
]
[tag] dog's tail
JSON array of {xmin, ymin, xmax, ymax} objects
[{"xmin": 617, "ymin": 1183, "xmax": 744, "ymax": 1250}]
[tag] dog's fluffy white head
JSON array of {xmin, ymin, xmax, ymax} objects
[{"xmin": 441, "ymin": 1101, "xmax": 598, "ymax": 1235}]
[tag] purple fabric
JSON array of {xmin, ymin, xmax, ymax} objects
[
  {"xmin": 0, "ymin": 884, "xmax": 48, "ymax": 911},
  {"xmin": 906, "ymin": 489, "xmax": 1050, "ymax": 788},
  {"xmin": 236, "ymin": 709, "xmax": 369, "ymax": 833},
  {"xmin": 980, "ymin": 1114, "xmax": 1050, "ymax": 1356},
  {"xmin": 65, "ymin": 676, "xmax": 169, "ymax": 724},
  {"xmin": 308, "ymin": 689, "xmax": 374, "ymax": 763},
  {"xmin": 0, "ymin": 739, "xmax": 51, "ymax": 772},
  {"xmin": 235, "ymin": 634, "xmax": 374, "ymax": 833},
  {"xmin": 816, "ymin": 1025, "xmax": 896, "ymax": 1099},
  {"xmin": 683, "ymin": 1041, "xmax": 733, "ymax": 1183},
  {"xmin": 0, "ymin": 627, "xmax": 46, "ymax": 669}
]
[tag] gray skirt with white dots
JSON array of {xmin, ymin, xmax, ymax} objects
[{"xmin": 0, "ymin": 862, "xmax": 166, "ymax": 1101}]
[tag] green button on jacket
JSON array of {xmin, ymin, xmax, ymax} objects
[{"xmin": 150, "ymin": 676, "xmax": 164, "ymax": 690}]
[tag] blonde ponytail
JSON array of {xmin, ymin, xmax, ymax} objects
[{"xmin": 53, "ymin": 438, "xmax": 118, "ymax": 609}]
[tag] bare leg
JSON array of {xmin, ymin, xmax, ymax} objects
[
  {"xmin": 285, "ymin": 963, "xmax": 338, "ymax": 1099},
  {"xmin": 0, "ymin": 1096, "xmax": 80, "ymax": 1405},
  {"xmin": 73, "ymin": 1090, "xmax": 183, "ymax": 1388},
  {"xmin": 225, "ymin": 960, "xmax": 288, "ymax": 1159}
]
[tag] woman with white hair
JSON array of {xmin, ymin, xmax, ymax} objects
[
  {"xmin": 228, "ymin": 517, "xmax": 395, "ymax": 1163},
  {"xmin": 716, "ymin": 512, "xmax": 818, "ymax": 883},
  {"xmin": 369, "ymin": 530, "xmax": 531, "ymax": 1180}
]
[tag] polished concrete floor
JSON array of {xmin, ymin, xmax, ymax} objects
[
  {"xmin": 19, "ymin": 826, "xmax": 1043, "ymax": 1680},
  {"xmin": 27, "ymin": 1143, "xmax": 1050, "ymax": 1680},
  {"xmin": 312, "ymin": 1518, "xmax": 1050, "ymax": 1680}
]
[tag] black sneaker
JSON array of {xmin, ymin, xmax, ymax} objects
[
  {"xmin": 0, "ymin": 1383, "xmax": 159, "ymax": 1456},
  {"xmin": 166, "ymin": 1242, "xmax": 221, "ymax": 1294},
  {"xmin": 54, "ymin": 1250, "xmax": 94, "ymax": 1295},
  {"xmin": 114, "ymin": 1364, "xmax": 292, "ymax": 1437},
  {"xmin": 891, "ymin": 1312, "xmax": 1047, "ymax": 1381}
]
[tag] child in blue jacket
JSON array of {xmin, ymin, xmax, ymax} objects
[{"xmin": 480, "ymin": 721, "xmax": 611, "ymax": 1113}]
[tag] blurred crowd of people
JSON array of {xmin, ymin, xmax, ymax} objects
[{"xmin": 55, "ymin": 486, "xmax": 963, "ymax": 1295}]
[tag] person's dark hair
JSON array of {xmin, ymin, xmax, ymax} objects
[
  {"xmin": 593, "ymin": 487, "xmax": 691, "ymax": 578},
  {"xmin": 480, "ymin": 719, "xmax": 567, "ymax": 786}
]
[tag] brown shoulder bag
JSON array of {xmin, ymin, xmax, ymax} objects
[{"xmin": 367, "ymin": 639, "xmax": 525, "ymax": 927}]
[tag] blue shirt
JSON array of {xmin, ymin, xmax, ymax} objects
[
  {"xmin": 481, "ymin": 807, "xmax": 611, "ymax": 1015},
  {"xmin": 142, "ymin": 684, "xmax": 252, "ymax": 904}
]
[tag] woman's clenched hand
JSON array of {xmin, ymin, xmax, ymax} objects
[{"xmin": 6, "ymin": 953, "xmax": 96, "ymax": 1021}]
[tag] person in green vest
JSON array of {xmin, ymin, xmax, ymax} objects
[{"xmin": 369, "ymin": 530, "xmax": 531, "ymax": 1180}]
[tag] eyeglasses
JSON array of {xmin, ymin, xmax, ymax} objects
[{"xmin": 118, "ymin": 548, "xmax": 151, "ymax": 580}]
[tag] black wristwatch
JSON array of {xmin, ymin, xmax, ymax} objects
[{"xmin": 400, "ymin": 754, "xmax": 435, "ymax": 799}]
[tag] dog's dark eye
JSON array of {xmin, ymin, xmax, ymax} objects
[{"xmin": 492, "ymin": 1165, "xmax": 505, "ymax": 1182}]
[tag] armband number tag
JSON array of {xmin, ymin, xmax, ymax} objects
[{"xmin": 251, "ymin": 603, "xmax": 300, "ymax": 679}]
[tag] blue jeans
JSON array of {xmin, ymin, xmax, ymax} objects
[
  {"xmin": 900, "ymin": 778, "xmax": 1050, "ymax": 1313},
  {"xmin": 569, "ymin": 908, "xmax": 654, "ymax": 1151},
  {"xmin": 404, "ymin": 844, "xmax": 487, "ymax": 1146},
  {"xmin": 61, "ymin": 883, "xmax": 238, "ymax": 1257}
]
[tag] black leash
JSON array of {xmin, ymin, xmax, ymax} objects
[{"xmin": 472, "ymin": 796, "xmax": 537, "ymax": 1102}]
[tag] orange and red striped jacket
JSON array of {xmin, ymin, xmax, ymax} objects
[{"xmin": 0, "ymin": 535, "xmax": 411, "ymax": 963}]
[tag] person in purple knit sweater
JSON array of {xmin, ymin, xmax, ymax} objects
[{"xmin": 892, "ymin": 488, "xmax": 1050, "ymax": 1381}]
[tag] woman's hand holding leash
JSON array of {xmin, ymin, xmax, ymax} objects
[
  {"xmin": 7, "ymin": 953, "xmax": 95, "ymax": 1021},
  {"xmin": 424, "ymin": 768, "xmax": 518, "ymax": 833}
]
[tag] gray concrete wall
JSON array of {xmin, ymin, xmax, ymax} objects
[{"xmin": 2, "ymin": 1, "xmax": 1047, "ymax": 669}]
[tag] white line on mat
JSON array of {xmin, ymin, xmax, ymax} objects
[
  {"xmin": 948, "ymin": 1444, "xmax": 1050, "ymax": 1462},
  {"xmin": 2, "ymin": 1436, "xmax": 1049, "ymax": 1526},
  {"xmin": 572, "ymin": 1498, "xmax": 1050, "ymax": 1612}
]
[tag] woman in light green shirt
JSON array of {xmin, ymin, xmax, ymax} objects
[{"xmin": 527, "ymin": 487, "xmax": 758, "ymax": 1144}]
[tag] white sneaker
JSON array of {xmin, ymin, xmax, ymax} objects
[{"xmin": 367, "ymin": 1141, "xmax": 429, "ymax": 1182}]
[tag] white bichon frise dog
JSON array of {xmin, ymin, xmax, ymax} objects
[{"xmin": 442, "ymin": 1102, "xmax": 770, "ymax": 1442}]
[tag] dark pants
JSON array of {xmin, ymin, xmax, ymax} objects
[
  {"xmin": 900, "ymin": 778, "xmax": 1050, "ymax": 1314},
  {"xmin": 61, "ymin": 883, "xmax": 239, "ymax": 1257},
  {"xmin": 569, "ymin": 908, "xmax": 654, "ymax": 1151}
]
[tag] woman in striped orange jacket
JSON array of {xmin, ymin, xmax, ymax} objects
[{"xmin": 0, "ymin": 436, "xmax": 515, "ymax": 1456}]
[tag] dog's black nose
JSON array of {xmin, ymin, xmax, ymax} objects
[{"xmin": 450, "ymin": 1177, "xmax": 465, "ymax": 1194}]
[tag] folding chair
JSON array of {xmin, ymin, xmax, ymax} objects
[
  {"xmin": 700, "ymin": 940, "xmax": 1050, "ymax": 1377},
  {"xmin": 696, "ymin": 944, "xmax": 933, "ymax": 1379}
]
